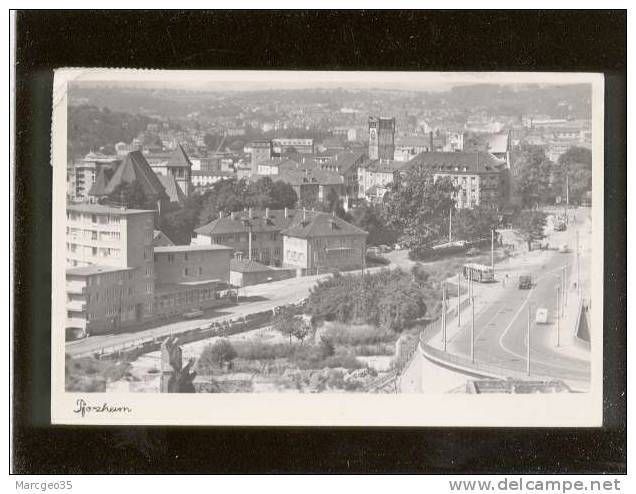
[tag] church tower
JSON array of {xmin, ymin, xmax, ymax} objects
[{"xmin": 368, "ymin": 116, "xmax": 395, "ymax": 161}]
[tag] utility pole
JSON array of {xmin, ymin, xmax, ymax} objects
[
  {"xmin": 564, "ymin": 261, "xmax": 568, "ymax": 307},
  {"xmin": 556, "ymin": 285, "xmax": 561, "ymax": 347},
  {"xmin": 491, "ymin": 229, "xmax": 495, "ymax": 277},
  {"xmin": 471, "ymin": 296, "xmax": 475, "ymax": 364},
  {"xmin": 442, "ymin": 284, "xmax": 447, "ymax": 351},
  {"xmin": 448, "ymin": 208, "xmax": 452, "ymax": 243},
  {"xmin": 527, "ymin": 305, "xmax": 531, "ymax": 376},
  {"xmin": 457, "ymin": 272, "xmax": 461, "ymax": 327}
]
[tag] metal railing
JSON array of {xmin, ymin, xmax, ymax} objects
[{"xmin": 419, "ymin": 336, "xmax": 563, "ymax": 382}]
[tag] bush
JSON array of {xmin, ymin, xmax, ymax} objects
[
  {"xmin": 322, "ymin": 323, "xmax": 396, "ymax": 346},
  {"xmin": 323, "ymin": 353, "xmax": 364, "ymax": 370},
  {"xmin": 198, "ymin": 339, "xmax": 237, "ymax": 373},
  {"xmin": 352, "ymin": 342, "xmax": 395, "ymax": 356},
  {"xmin": 234, "ymin": 341, "xmax": 294, "ymax": 361},
  {"xmin": 65, "ymin": 354, "xmax": 131, "ymax": 392}
]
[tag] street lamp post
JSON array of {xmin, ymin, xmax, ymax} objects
[
  {"xmin": 442, "ymin": 284, "xmax": 447, "ymax": 351},
  {"xmin": 491, "ymin": 229, "xmax": 495, "ymax": 278},
  {"xmin": 457, "ymin": 272, "xmax": 461, "ymax": 327},
  {"xmin": 527, "ymin": 304, "xmax": 532, "ymax": 376},
  {"xmin": 471, "ymin": 296, "xmax": 475, "ymax": 364},
  {"xmin": 556, "ymin": 285, "xmax": 561, "ymax": 347},
  {"xmin": 576, "ymin": 230, "xmax": 581, "ymax": 297}
]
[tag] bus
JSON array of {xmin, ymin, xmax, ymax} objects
[{"xmin": 462, "ymin": 263, "xmax": 495, "ymax": 283}]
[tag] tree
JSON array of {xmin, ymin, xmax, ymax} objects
[
  {"xmin": 554, "ymin": 146, "xmax": 593, "ymax": 205},
  {"xmin": 513, "ymin": 210, "xmax": 547, "ymax": 251},
  {"xmin": 268, "ymin": 180, "xmax": 298, "ymax": 209},
  {"xmin": 454, "ymin": 205, "xmax": 501, "ymax": 243},
  {"xmin": 384, "ymin": 164, "xmax": 457, "ymax": 257},
  {"xmin": 512, "ymin": 145, "xmax": 554, "ymax": 207},
  {"xmin": 348, "ymin": 202, "xmax": 398, "ymax": 246},
  {"xmin": 197, "ymin": 339, "xmax": 237, "ymax": 372},
  {"xmin": 272, "ymin": 306, "xmax": 305, "ymax": 344},
  {"xmin": 306, "ymin": 269, "xmax": 427, "ymax": 332},
  {"xmin": 159, "ymin": 196, "xmax": 202, "ymax": 245}
]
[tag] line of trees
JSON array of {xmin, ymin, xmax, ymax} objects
[{"xmin": 306, "ymin": 270, "xmax": 427, "ymax": 332}]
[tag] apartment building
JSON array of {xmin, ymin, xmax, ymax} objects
[
  {"xmin": 281, "ymin": 210, "xmax": 368, "ymax": 275},
  {"xmin": 65, "ymin": 204, "xmax": 156, "ymax": 336},
  {"xmin": 407, "ymin": 151, "xmax": 509, "ymax": 209}
]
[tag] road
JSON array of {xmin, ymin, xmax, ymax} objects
[
  {"xmin": 445, "ymin": 209, "xmax": 591, "ymax": 388},
  {"xmin": 65, "ymin": 272, "xmax": 333, "ymax": 356}
]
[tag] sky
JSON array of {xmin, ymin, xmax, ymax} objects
[{"xmin": 61, "ymin": 69, "xmax": 599, "ymax": 93}]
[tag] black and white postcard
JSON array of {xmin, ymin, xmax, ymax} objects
[{"xmin": 50, "ymin": 69, "xmax": 603, "ymax": 426}]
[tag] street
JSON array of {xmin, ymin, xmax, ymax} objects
[{"xmin": 438, "ymin": 209, "xmax": 591, "ymax": 389}]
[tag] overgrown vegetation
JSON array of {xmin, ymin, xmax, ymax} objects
[{"xmin": 65, "ymin": 354, "xmax": 132, "ymax": 392}]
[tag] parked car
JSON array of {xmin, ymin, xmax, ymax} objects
[
  {"xmin": 518, "ymin": 275, "xmax": 533, "ymax": 289},
  {"xmin": 466, "ymin": 247, "xmax": 480, "ymax": 256},
  {"xmin": 378, "ymin": 244, "xmax": 392, "ymax": 253},
  {"xmin": 184, "ymin": 309, "xmax": 204, "ymax": 319},
  {"xmin": 535, "ymin": 307, "xmax": 549, "ymax": 324},
  {"xmin": 366, "ymin": 246, "xmax": 381, "ymax": 256}
]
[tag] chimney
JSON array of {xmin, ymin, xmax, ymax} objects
[
  {"xmin": 234, "ymin": 251, "xmax": 242, "ymax": 261},
  {"xmin": 265, "ymin": 207, "xmax": 270, "ymax": 218},
  {"xmin": 284, "ymin": 207, "xmax": 288, "ymax": 218}
]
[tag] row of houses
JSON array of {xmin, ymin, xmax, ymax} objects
[{"xmin": 65, "ymin": 203, "xmax": 367, "ymax": 338}]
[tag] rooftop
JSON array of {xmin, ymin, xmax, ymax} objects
[
  {"xmin": 66, "ymin": 265, "xmax": 133, "ymax": 276},
  {"xmin": 67, "ymin": 203, "xmax": 155, "ymax": 215},
  {"xmin": 281, "ymin": 211, "xmax": 368, "ymax": 239},
  {"xmin": 408, "ymin": 151, "xmax": 506, "ymax": 173},
  {"xmin": 230, "ymin": 258, "xmax": 275, "ymax": 273},
  {"xmin": 195, "ymin": 208, "xmax": 299, "ymax": 236},
  {"xmin": 154, "ymin": 244, "xmax": 233, "ymax": 253}
]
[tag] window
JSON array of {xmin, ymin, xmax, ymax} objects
[
  {"xmin": 91, "ymin": 214, "xmax": 97, "ymax": 223},
  {"xmin": 167, "ymin": 254, "xmax": 175, "ymax": 263},
  {"xmin": 92, "ymin": 247, "xmax": 98, "ymax": 256},
  {"xmin": 184, "ymin": 268, "xmax": 190, "ymax": 277},
  {"xmin": 184, "ymin": 252, "xmax": 189, "ymax": 261},
  {"xmin": 198, "ymin": 267, "xmax": 203, "ymax": 276}
]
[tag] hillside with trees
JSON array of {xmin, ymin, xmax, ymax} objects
[{"xmin": 67, "ymin": 104, "xmax": 159, "ymax": 159}]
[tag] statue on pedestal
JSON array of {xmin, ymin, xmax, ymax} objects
[{"xmin": 160, "ymin": 336, "xmax": 197, "ymax": 393}]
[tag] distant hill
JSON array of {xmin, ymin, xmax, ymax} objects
[{"xmin": 67, "ymin": 105, "xmax": 160, "ymax": 159}]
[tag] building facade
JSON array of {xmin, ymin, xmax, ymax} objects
[
  {"xmin": 272, "ymin": 138, "xmax": 314, "ymax": 155},
  {"xmin": 248, "ymin": 141, "xmax": 273, "ymax": 175},
  {"xmin": 193, "ymin": 208, "xmax": 296, "ymax": 266},
  {"xmin": 152, "ymin": 244, "xmax": 233, "ymax": 318}
]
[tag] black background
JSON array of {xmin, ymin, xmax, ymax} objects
[{"xmin": 13, "ymin": 10, "xmax": 626, "ymax": 474}]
